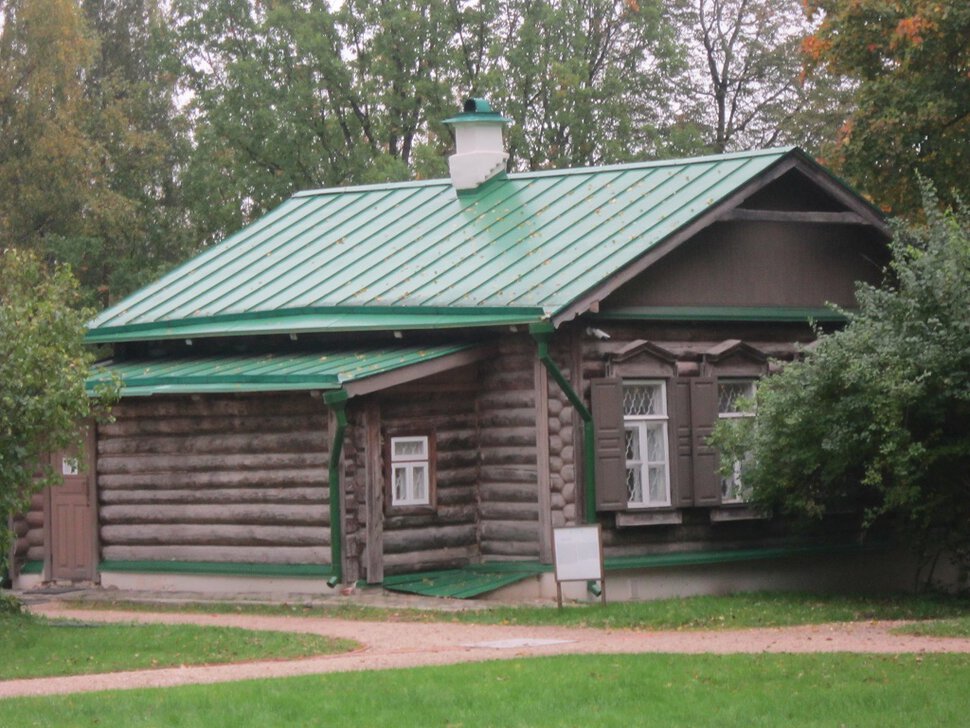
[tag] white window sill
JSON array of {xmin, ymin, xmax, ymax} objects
[{"xmin": 709, "ymin": 505, "xmax": 771, "ymax": 522}]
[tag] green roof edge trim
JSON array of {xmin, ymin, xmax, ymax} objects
[
  {"xmin": 99, "ymin": 560, "xmax": 333, "ymax": 577},
  {"xmin": 592, "ymin": 306, "xmax": 848, "ymax": 322},
  {"xmin": 86, "ymin": 305, "xmax": 548, "ymax": 343}
]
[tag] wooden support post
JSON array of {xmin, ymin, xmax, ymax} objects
[
  {"xmin": 364, "ymin": 400, "xmax": 384, "ymax": 584},
  {"xmin": 534, "ymin": 357, "xmax": 553, "ymax": 563}
]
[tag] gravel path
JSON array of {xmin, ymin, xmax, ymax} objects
[{"xmin": 3, "ymin": 602, "xmax": 970, "ymax": 700}]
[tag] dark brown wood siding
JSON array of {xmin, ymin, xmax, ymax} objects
[
  {"xmin": 97, "ymin": 393, "xmax": 330, "ymax": 565},
  {"xmin": 12, "ymin": 491, "xmax": 45, "ymax": 569},
  {"xmin": 478, "ymin": 337, "xmax": 540, "ymax": 560},
  {"xmin": 606, "ymin": 221, "xmax": 886, "ymax": 310},
  {"xmin": 377, "ymin": 366, "xmax": 481, "ymax": 574}
]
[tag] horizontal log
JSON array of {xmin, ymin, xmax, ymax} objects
[
  {"xmin": 25, "ymin": 511, "xmax": 44, "ymax": 529},
  {"xmin": 100, "ymin": 524, "xmax": 328, "ymax": 547},
  {"xmin": 30, "ymin": 493, "xmax": 45, "ymax": 509},
  {"xmin": 112, "ymin": 395, "xmax": 322, "ymax": 419},
  {"xmin": 479, "ymin": 430, "xmax": 536, "ymax": 448},
  {"xmin": 479, "ymin": 502, "xmax": 539, "ymax": 521},
  {"xmin": 482, "ymin": 371, "xmax": 535, "ymax": 390},
  {"xmin": 382, "ymin": 401, "xmax": 476, "ymax": 421},
  {"xmin": 100, "ymin": 487, "xmax": 327, "ymax": 505},
  {"xmin": 99, "ymin": 414, "xmax": 327, "ymax": 437},
  {"xmin": 101, "ymin": 544, "xmax": 329, "ymax": 565},
  {"xmin": 479, "ymin": 466, "xmax": 538, "ymax": 484},
  {"xmin": 478, "ymin": 391, "xmax": 535, "ymax": 411},
  {"xmin": 479, "ymin": 409, "xmax": 540, "ymax": 430},
  {"xmin": 480, "ymin": 520, "xmax": 539, "ymax": 543},
  {"xmin": 479, "ymin": 482, "xmax": 538, "ymax": 504},
  {"xmin": 435, "ymin": 466, "xmax": 478, "ymax": 487},
  {"xmin": 383, "ymin": 505, "xmax": 477, "ymax": 530},
  {"xmin": 383, "ymin": 524, "xmax": 478, "ymax": 554},
  {"xmin": 98, "ymin": 431, "xmax": 325, "ymax": 457},
  {"xmin": 26, "ymin": 545, "xmax": 45, "ymax": 561},
  {"xmin": 480, "ymin": 446, "xmax": 537, "ymax": 466},
  {"xmin": 382, "ymin": 545, "xmax": 477, "ymax": 571},
  {"xmin": 100, "ymin": 504, "xmax": 329, "ymax": 526},
  {"xmin": 12, "ymin": 519, "xmax": 28, "ymax": 538},
  {"xmin": 14, "ymin": 537, "xmax": 28, "ymax": 556},
  {"xmin": 435, "ymin": 485, "xmax": 477, "ymax": 507},
  {"xmin": 98, "ymin": 468, "xmax": 326, "ymax": 490},
  {"xmin": 98, "ymin": 452, "xmax": 327, "ymax": 475},
  {"xmin": 26, "ymin": 529, "xmax": 45, "ymax": 547},
  {"xmin": 480, "ymin": 540, "xmax": 540, "ymax": 558}
]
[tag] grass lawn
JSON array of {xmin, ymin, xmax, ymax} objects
[
  {"xmin": 894, "ymin": 616, "xmax": 970, "ymax": 638},
  {"xmin": 4, "ymin": 653, "xmax": 970, "ymax": 726},
  {"xmin": 1, "ymin": 612, "xmax": 356, "ymax": 680},
  {"xmin": 73, "ymin": 590, "xmax": 970, "ymax": 631}
]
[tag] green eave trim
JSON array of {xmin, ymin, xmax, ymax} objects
[
  {"xmin": 19, "ymin": 560, "xmax": 44, "ymax": 574},
  {"xmin": 592, "ymin": 306, "xmax": 848, "ymax": 323},
  {"xmin": 86, "ymin": 306, "xmax": 548, "ymax": 344},
  {"xmin": 98, "ymin": 561, "xmax": 333, "ymax": 578}
]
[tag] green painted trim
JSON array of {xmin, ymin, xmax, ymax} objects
[
  {"xmin": 87, "ymin": 306, "xmax": 547, "ymax": 344},
  {"xmin": 86, "ymin": 382, "xmax": 341, "ymax": 397},
  {"xmin": 592, "ymin": 306, "xmax": 848, "ymax": 323},
  {"xmin": 19, "ymin": 560, "xmax": 44, "ymax": 574},
  {"xmin": 98, "ymin": 561, "xmax": 333, "ymax": 577},
  {"xmin": 530, "ymin": 324, "xmax": 596, "ymax": 524},
  {"xmin": 325, "ymin": 390, "xmax": 348, "ymax": 585}
]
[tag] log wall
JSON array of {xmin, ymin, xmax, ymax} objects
[
  {"xmin": 97, "ymin": 393, "xmax": 330, "ymax": 565},
  {"xmin": 12, "ymin": 492, "xmax": 45, "ymax": 570},
  {"xmin": 478, "ymin": 337, "xmax": 540, "ymax": 560},
  {"xmin": 377, "ymin": 367, "xmax": 481, "ymax": 574}
]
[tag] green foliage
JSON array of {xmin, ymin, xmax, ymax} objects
[
  {"xmin": 806, "ymin": 0, "xmax": 970, "ymax": 216},
  {"xmin": 0, "ymin": 249, "xmax": 114, "ymax": 575},
  {"xmin": 714, "ymin": 185, "xmax": 970, "ymax": 585}
]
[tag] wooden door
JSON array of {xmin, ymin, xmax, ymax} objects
[{"xmin": 47, "ymin": 428, "xmax": 97, "ymax": 582}]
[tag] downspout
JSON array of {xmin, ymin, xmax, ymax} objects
[
  {"xmin": 324, "ymin": 389, "xmax": 348, "ymax": 587},
  {"xmin": 529, "ymin": 324, "xmax": 596, "ymax": 524}
]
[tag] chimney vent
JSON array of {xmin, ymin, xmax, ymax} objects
[{"xmin": 443, "ymin": 98, "xmax": 511, "ymax": 191}]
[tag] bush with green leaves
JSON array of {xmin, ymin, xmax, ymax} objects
[
  {"xmin": 714, "ymin": 185, "xmax": 970, "ymax": 588},
  {"xmin": 0, "ymin": 249, "xmax": 115, "ymax": 577}
]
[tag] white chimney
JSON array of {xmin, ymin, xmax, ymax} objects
[{"xmin": 443, "ymin": 98, "xmax": 511, "ymax": 191}]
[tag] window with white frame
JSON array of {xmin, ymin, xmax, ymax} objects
[
  {"xmin": 622, "ymin": 381, "xmax": 671, "ymax": 508},
  {"xmin": 390, "ymin": 436, "xmax": 431, "ymax": 506},
  {"xmin": 717, "ymin": 380, "xmax": 757, "ymax": 503}
]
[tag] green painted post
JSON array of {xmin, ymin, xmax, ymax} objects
[{"xmin": 324, "ymin": 390, "xmax": 349, "ymax": 586}]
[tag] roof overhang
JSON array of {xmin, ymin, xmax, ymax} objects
[
  {"xmin": 88, "ymin": 344, "xmax": 493, "ymax": 398},
  {"xmin": 85, "ymin": 306, "xmax": 548, "ymax": 345},
  {"xmin": 551, "ymin": 150, "xmax": 889, "ymax": 327}
]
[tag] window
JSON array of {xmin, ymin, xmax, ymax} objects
[
  {"xmin": 389, "ymin": 435, "xmax": 431, "ymax": 507},
  {"xmin": 622, "ymin": 382, "xmax": 671, "ymax": 507},
  {"xmin": 717, "ymin": 380, "xmax": 756, "ymax": 503}
]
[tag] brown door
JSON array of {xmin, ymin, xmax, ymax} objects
[{"xmin": 47, "ymin": 428, "xmax": 97, "ymax": 582}]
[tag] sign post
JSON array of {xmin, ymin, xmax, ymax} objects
[{"xmin": 552, "ymin": 524, "xmax": 606, "ymax": 608}]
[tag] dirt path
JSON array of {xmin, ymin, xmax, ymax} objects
[{"xmin": 4, "ymin": 603, "xmax": 970, "ymax": 700}]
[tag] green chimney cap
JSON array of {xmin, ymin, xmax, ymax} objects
[{"xmin": 443, "ymin": 97, "xmax": 511, "ymax": 125}]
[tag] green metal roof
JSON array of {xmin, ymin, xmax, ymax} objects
[
  {"xmin": 90, "ymin": 148, "xmax": 801, "ymax": 342},
  {"xmin": 87, "ymin": 344, "xmax": 472, "ymax": 397}
]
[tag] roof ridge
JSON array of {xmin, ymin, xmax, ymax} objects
[{"xmin": 292, "ymin": 147, "xmax": 798, "ymax": 198}]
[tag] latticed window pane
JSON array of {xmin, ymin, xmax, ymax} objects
[
  {"xmin": 626, "ymin": 466, "xmax": 643, "ymax": 503},
  {"xmin": 623, "ymin": 383, "xmax": 664, "ymax": 416},
  {"xmin": 717, "ymin": 381, "xmax": 756, "ymax": 415},
  {"xmin": 625, "ymin": 427, "xmax": 640, "ymax": 461}
]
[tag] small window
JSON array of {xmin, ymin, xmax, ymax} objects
[
  {"xmin": 62, "ymin": 457, "xmax": 79, "ymax": 476},
  {"xmin": 390, "ymin": 435, "xmax": 431, "ymax": 507},
  {"xmin": 623, "ymin": 382, "xmax": 671, "ymax": 508},
  {"xmin": 717, "ymin": 380, "xmax": 756, "ymax": 503}
]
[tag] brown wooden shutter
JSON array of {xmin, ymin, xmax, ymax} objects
[
  {"xmin": 590, "ymin": 378, "xmax": 627, "ymax": 511},
  {"xmin": 669, "ymin": 379, "xmax": 694, "ymax": 507},
  {"xmin": 690, "ymin": 378, "xmax": 720, "ymax": 506}
]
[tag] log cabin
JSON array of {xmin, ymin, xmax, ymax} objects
[{"xmin": 10, "ymin": 99, "xmax": 904, "ymax": 600}]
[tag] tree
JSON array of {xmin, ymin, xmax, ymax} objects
[
  {"xmin": 805, "ymin": 1, "xmax": 970, "ymax": 217},
  {"xmin": 714, "ymin": 184, "xmax": 970, "ymax": 587},
  {"xmin": 665, "ymin": 0, "xmax": 851, "ymax": 154},
  {"xmin": 0, "ymin": 249, "xmax": 114, "ymax": 578}
]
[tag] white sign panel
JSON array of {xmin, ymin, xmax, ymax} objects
[{"xmin": 553, "ymin": 525, "xmax": 603, "ymax": 582}]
